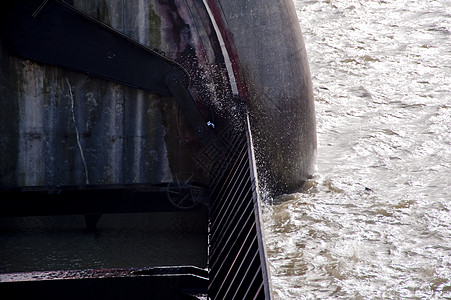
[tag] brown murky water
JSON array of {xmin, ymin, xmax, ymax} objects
[
  {"xmin": 1, "ymin": 1, "xmax": 449, "ymax": 298},
  {"xmin": 263, "ymin": 0, "xmax": 451, "ymax": 299}
]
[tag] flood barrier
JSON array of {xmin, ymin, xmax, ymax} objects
[{"xmin": 0, "ymin": 1, "xmax": 272, "ymax": 298}]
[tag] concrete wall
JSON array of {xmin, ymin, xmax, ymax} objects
[
  {"xmin": 0, "ymin": 0, "xmax": 231, "ymax": 187},
  {"xmin": 0, "ymin": 0, "xmax": 316, "ymax": 195}
]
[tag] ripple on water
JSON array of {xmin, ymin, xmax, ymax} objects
[
  {"xmin": 275, "ymin": 3, "xmax": 451, "ymax": 296},
  {"xmin": 264, "ymin": 167, "xmax": 451, "ymax": 299}
]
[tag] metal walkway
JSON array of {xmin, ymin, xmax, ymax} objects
[{"xmin": 0, "ymin": 117, "xmax": 272, "ymax": 300}]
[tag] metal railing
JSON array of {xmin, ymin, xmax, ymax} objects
[{"xmin": 208, "ymin": 115, "xmax": 272, "ymax": 300}]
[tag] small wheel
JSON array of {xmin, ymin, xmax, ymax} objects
[
  {"xmin": 167, "ymin": 183, "xmax": 198, "ymax": 210},
  {"xmin": 167, "ymin": 174, "xmax": 199, "ymax": 210}
]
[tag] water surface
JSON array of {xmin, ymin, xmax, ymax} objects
[{"xmin": 263, "ymin": 0, "xmax": 451, "ymax": 298}]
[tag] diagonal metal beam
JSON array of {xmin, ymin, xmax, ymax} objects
[
  {"xmin": 0, "ymin": 0, "xmax": 180, "ymax": 96},
  {"xmin": 0, "ymin": 0, "xmax": 223, "ymax": 149}
]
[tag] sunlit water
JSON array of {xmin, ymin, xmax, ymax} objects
[
  {"xmin": 1, "ymin": 1, "xmax": 449, "ymax": 298},
  {"xmin": 263, "ymin": 0, "xmax": 451, "ymax": 299}
]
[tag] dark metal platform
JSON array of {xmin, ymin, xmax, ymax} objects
[
  {"xmin": 0, "ymin": 183, "xmax": 209, "ymax": 218},
  {"xmin": 0, "ymin": 118, "xmax": 271, "ymax": 300},
  {"xmin": 0, "ymin": 266, "xmax": 208, "ymax": 300}
]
